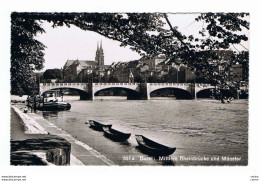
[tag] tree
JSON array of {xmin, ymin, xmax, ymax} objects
[
  {"xmin": 161, "ymin": 13, "xmax": 249, "ymax": 99},
  {"xmin": 134, "ymin": 76, "xmax": 143, "ymax": 83},
  {"xmin": 11, "ymin": 12, "xmax": 164, "ymax": 94},
  {"xmin": 11, "ymin": 12, "xmax": 249, "ymax": 99},
  {"xmin": 43, "ymin": 69, "xmax": 63, "ymax": 79},
  {"xmin": 11, "ymin": 13, "xmax": 45, "ymax": 95},
  {"xmin": 108, "ymin": 77, "xmax": 119, "ymax": 83}
]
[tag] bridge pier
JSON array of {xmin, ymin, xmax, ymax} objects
[
  {"xmin": 125, "ymin": 83, "xmax": 149, "ymax": 100},
  {"xmin": 138, "ymin": 83, "xmax": 150, "ymax": 100},
  {"xmin": 190, "ymin": 83, "xmax": 196, "ymax": 99},
  {"xmin": 79, "ymin": 92, "xmax": 92, "ymax": 100},
  {"xmin": 80, "ymin": 83, "xmax": 94, "ymax": 100},
  {"xmin": 126, "ymin": 92, "xmax": 141, "ymax": 100}
]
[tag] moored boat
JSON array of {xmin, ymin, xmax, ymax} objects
[
  {"xmin": 40, "ymin": 90, "xmax": 71, "ymax": 111},
  {"xmin": 40, "ymin": 101, "xmax": 71, "ymax": 111},
  {"xmin": 135, "ymin": 135, "xmax": 176, "ymax": 156},
  {"xmin": 88, "ymin": 120, "xmax": 112, "ymax": 131},
  {"xmin": 103, "ymin": 125, "xmax": 131, "ymax": 141}
]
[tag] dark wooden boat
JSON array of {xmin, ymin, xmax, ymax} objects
[
  {"xmin": 103, "ymin": 125, "xmax": 131, "ymax": 141},
  {"xmin": 88, "ymin": 120, "xmax": 112, "ymax": 131},
  {"xmin": 135, "ymin": 135, "xmax": 176, "ymax": 156},
  {"xmin": 40, "ymin": 102, "xmax": 71, "ymax": 111}
]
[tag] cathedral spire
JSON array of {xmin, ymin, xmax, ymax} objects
[
  {"xmin": 95, "ymin": 40, "xmax": 104, "ymax": 66},
  {"xmin": 99, "ymin": 40, "xmax": 103, "ymax": 53}
]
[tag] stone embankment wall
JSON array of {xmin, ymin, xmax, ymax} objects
[
  {"xmin": 11, "ymin": 136, "xmax": 71, "ymax": 166},
  {"xmin": 11, "ymin": 104, "xmax": 71, "ymax": 166}
]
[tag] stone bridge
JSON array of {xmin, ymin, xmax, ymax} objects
[
  {"xmin": 92, "ymin": 83, "xmax": 140, "ymax": 100},
  {"xmin": 147, "ymin": 83, "xmax": 214, "ymax": 99},
  {"xmin": 39, "ymin": 83, "xmax": 215, "ymax": 100}
]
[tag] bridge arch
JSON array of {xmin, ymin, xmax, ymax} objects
[
  {"xmin": 194, "ymin": 84, "xmax": 215, "ymax": 99},
  {"xmin": 93, "ymin": 83, "xmax": 140, "ymax": 100},
  {"xmin": 41, "ymin": 87, "xmax": 91, "ymax": 100},
  {"xmin": 147, "ymin": 83, "xmax": 193, "ymax": 99},
  {"xmin": 41, "ymin": 87, "xmax": 85, "ymax": 95},
  {"xmin": 196, "ymin": 88, "xmax": 215, "ymax": 98},
  {"xmin": 94, "ymin": 87, "xmax": 141, "ymax": 100},
  {"xmin": 39, "ymin": 83, "xmax": 92, "ymax": 100},
  {"xmin": 150, "ymin": 87, "xmax": 192, "ymax": 99}
]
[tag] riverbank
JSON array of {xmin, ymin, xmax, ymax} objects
[
  {"xmin": 11, "ymin": 104, "xmax": 73, "ymax": 165},
  {"xmin": 11, "ymin": 102, "xmax": 115, "ymax": 166}
]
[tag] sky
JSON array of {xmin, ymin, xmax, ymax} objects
[{"xmin": 35, "ymin": 13, "xmax": 250, "ymax": 71}]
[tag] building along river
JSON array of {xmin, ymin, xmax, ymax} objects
[{"xmin": 37, "ymin": 96, "xmax": 248, "ymax": 166}]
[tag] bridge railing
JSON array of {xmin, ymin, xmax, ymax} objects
[
  {"xmin": 149, "ymin": 83, "xmax": 190, "ymax": 86},
  {"xmin": 195, "ymin": 83, "xmax": 213, "ymax": 87},
  {"xmin": 40, "ymin": 82, "xmax": 214, "ymax": 88},
  {"xmin": 94, "ymin": 83, "xmax": 139, "ymax": 86},
  {"xmin": 41, "ymin": 83, "xmax": 87, "ymax": 86}
]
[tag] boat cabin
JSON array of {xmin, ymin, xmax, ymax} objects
[{"xmin": 43, "ymin": 90, "xmax": 63, "ymax": 102}]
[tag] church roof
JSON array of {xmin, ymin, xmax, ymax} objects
[
  {"xmin": 78, "ymin": 60, "xmax": 98, "ymax": 67},
  {"xmin": 63, "ymin": 60, "xmax": 75, "ymax": 69},
  {"xmin": 64, "ymin": 60, "xmax": 98, "ymax": 69}
]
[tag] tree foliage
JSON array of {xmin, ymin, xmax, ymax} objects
[
  {"xmin": 11, "ymin": 12, "xmax": 249, "ymax": 98},
  {"xmin": 156, "ymin": 13, "xmax": 249, "ymax": 90},
  {"xmin": 43, "ymin": 69, "xmax": 63, "ymax": 79},
  {"xmin": 11, "ymin": 13, "xmax": 45, "ymax": 95}
]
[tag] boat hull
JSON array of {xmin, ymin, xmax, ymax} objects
[
  {"xmin": 89, "ymin": 120, "xmax": 112, "ymax": 131},
  {"xmin": 39, "ymin": 102, "xmax": 71, "ymax": 111},
  {"xmin": 135, "ymin": 135, "xmax": 176, "ymax": 156},
  {"xmin": 103, "ymin": 126, "xmax": 131, "ymax": 141}
]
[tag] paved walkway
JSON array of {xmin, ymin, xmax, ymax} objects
[{"xmin": 12, "ymin": 105, "xmax": 116, "ymax": 166}]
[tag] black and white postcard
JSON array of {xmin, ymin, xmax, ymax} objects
[{"xmin": 1, "ymin": 0, "xmax": 259, "ymax": 181}]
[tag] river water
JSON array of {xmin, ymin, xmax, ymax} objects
[{"xmin": 38, "ymin": 96, "xmax": 248, "ymax": 166}]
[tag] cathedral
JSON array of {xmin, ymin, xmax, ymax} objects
[{"xmin": 63, "ymin": 41, "xmax": 108, "ymax": 82}]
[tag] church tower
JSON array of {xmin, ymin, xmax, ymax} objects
[
  {"xmin": 95, "ymin": 41, "xmax": 104, "ymax": 67},
  {"xmin": 129, "ymin": 70, "xmax": 134, "ymax": 83}
]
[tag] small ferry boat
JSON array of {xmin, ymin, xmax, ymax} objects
[
  {"xmin": 103, "ymin": 125, "xmax": 131, "ymax": 141},
  {"xmin": 38, "ymin": 90, "xmax": 71, "ymax": 111},
  {"xmin": 135, "ymin": 135, "xmax": 176, "ymax": 156}
]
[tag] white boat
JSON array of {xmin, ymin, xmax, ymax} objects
[{"xmin": 40, "ymin": 90, "xmax": 71, "ymax": 111}]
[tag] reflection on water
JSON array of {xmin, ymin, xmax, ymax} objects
[{"xmin": 37, "ymin": 97, "xmax": 248, "ymax": 166}]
